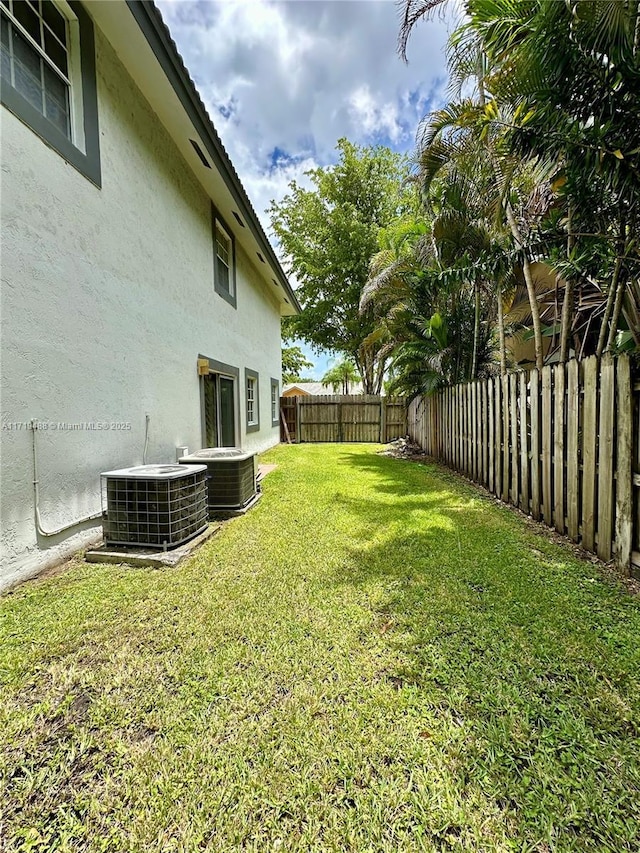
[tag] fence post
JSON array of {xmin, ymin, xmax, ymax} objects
[
  {"xmin": 582, "ymin": 356, "xmax": 598, "ymax": 551},
  {"xmin": 597, "ymin": 355, "xmax": 615, "ymax": 560},
  {"xmin": 541, "ymin": 366, "xmax": 553, "ymax": 524},
  {"xmin": 510, "ymin": 372, "xmax": 519, "ymax": 505},
  {"xmin": 296, "ymin": 396, "xmax": 302, "ymax": 443},
  {"xmin": 615, "ymin": 354, "xmax": 633, "ymax": 574},
  {"xmin": 530, "ymin": 368, "xmax": 540, "ymax": 519},
  {"xmin": 502, "ymin": 375, "xmax": 510, "ymax": 502},
  {"xmin": 519, "ymin": 371, "xmax": 529, "ymax": 515},
  {"xmin": 553, "ymin": 363, "xmax": 566, "ymax": 534},
  {"xmin": 566, "ymin": 359, "xmax": 580, "ymax": 540}
]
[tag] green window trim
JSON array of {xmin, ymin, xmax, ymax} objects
[
  {"xmin": 212, "ymin": 204, "xmax": 236, "ymax": 309},
  {"xmin": 0, "ymin": 1, "xmax": 101, "ymax": 187},
  {"xmin": 245, "ymin": 367, "xmax": 259, "ymax": 433},
  {"xmin": 270, "ymin": 378, "xmax": 279, "ymax": 427}
]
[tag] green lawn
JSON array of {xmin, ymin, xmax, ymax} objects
[{"xmin": 1, "ymin": 444, "xmax": 639, "ymax": 852}]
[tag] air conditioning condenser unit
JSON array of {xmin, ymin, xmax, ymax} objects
[
  {"xmin": 178, "ymin": 448, "xmax": 257, "ymax": 514},
  {"xmin": 101, "ymin": 464, "xmax": 208, "ymax": 548}
]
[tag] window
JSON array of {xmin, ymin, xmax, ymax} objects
[
  {"xmin": 247, "ymin": 378, "xmax": 255, "ymax": 423},
  {"xmin": 245, "ymin": 368, "xmax": 259, "ymax": 433},
  {"xmin": 271, "ymin": 378, "xmax": 279, "ymax": 427},
  {"xmin": 212, "ymin": 207, "xmax": 236, "ymax": 307},
  {"xmin": 0, "ymin": 0, "xmax": 100, "ymax": 185},
  {"xmin": 1, "ymin": 0, "xmax": 70, "ymax": 136},
  {"xmin": 216, "ymin": 225, "xmax": 231, "ymax": 291}
]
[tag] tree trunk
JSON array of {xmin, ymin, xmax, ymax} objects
[
  {"xmin": 606, "ymin": 272, "xmax": 627, "ymax": 352},
  {"xmin": 471, "ymin": 278, "xmax": 481, "ymax": 379},
  {"xmin": 622, "ymin": 289, "xmax": 640, "ymax": 350},
  {"xmin": 504, "ymin": 202, "xmax": 544, "ymax": 369},
  {"xmin": 559, "ymin": 276, "xmax": 574, "ymax": 363},
  {"xmin": 559, "ymin": 204, "xmax": 575, "ymax": 364},
  {"xmin": 597, "ymin": 207, "xmax": 626, "ymax": 357}
]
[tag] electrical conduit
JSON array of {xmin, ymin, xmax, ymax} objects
[{"xmin": 31, "ymin": 418, "xmax": 102, "ymax": 537}]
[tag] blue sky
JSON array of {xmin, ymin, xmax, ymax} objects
[{"xmin": 156, "ymin": 0, "xmax": 455, "ymax": 378}]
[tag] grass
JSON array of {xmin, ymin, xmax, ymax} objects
[{"xmin": 1, "ymin": 443, "xmax": 639, "ymax": 852}]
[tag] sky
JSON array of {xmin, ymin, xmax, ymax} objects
[{"xmin": 156, "ymin": 0, "xmax": 455, "ymax": 377}]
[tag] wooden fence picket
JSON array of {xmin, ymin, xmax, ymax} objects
[
  {"xmin": 530, "ymin": 368, "xmax": 541, "ymax": 520},
  {"xmin": 502, "ymin": 375, "xmax": 510, "ymax": 502},
  {"xmin": 581, "ymin": 357, "xmax": 598, "ymax": 551},
  {"xmin": 566, "ymin": 359, "xmax": 580, "ymax": 541},
  {"xmin": 405, "ymin": 355, "xmax": 637, "ymax": 576},
  {"xmin": 553, "ymin": 364, "xmax": 566, "ymax": 534},
  {"xmin": 597, "ymin": 356, "xmax": 615, "ymax": 560},
  {"xmin": 541, "ymin": 366, "xmax": 553, "ymax": 525},
  {"xmin": 488, "ymin": 377, "xmax": 495, "ymax": 493},
  {"xmin": 615, "ymin": 355, "xmax": 633, "ymax": 573},
  {"xmin": 519, "ymin": 371, "xmax": 529, "ymax": 514},
  {"xmin": 510, "ymin": 372, "xmax": 519, "ymax": 505},
  {"xmin": 495, "ymin": 376, "xmax": 502, "ymax": 499}
]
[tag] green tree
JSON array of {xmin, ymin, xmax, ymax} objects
[
  {"xmin": 269, "ymin": 139, "xmax": 412, "ymax": 393},
  {"xmin": 321, "ymin": 358, "xmax": 360, "ymax": 394},
  {"xmin": 399, "ymin": 0, "xmax": 640, "ymax": 362},
  {"xmin": 469, "ymin": 0, "xmax": 640, "ymax": 357},
  {"xmin": 281, "ymin": 345, "xmax": 314, "ymax": 383},
  {"xmin": 362, "ymin": 192, "xmax": 501, "ymax": 398}
]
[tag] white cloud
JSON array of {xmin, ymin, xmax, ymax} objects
[
  {"xmin": 155, "ymin": 0, "xmax": 454, "ymax": 229},
  {"xmin": 348, "ymin": 85, "xmax": 403, "ymax": 143}
]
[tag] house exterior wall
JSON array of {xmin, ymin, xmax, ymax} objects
[{"xmin": 0, "ymin": 24, "xmax": 282, "ymax": 591}]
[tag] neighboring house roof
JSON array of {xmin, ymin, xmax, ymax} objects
[
  {"xmin": 94, "ymin": 1, "xmax": 300, "ymax": 316},
  {"xmin": 283, "ymin": 382, "xmax": 365, "ymax": 396}
]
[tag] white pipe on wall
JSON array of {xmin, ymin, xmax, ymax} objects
[
  {"xmin": 143, "ymin": 413, "xmax": 150, "ymax": 464},
  {"xmin": 31, "ymin": 419, "xmax": 102, "ymax": 537}
]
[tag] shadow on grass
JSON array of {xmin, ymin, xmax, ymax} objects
[{"xmin": 329, "ymin": 449, "xmax": 640, "ymax": 851}]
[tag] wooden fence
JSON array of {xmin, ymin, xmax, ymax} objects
[
  {"xmin": 407, "ymin": 354, "xmax": 639, "ymax": 577},
  {"xmin": 280, "ymin": 395, "xmax": 407, "ymax": 444}
]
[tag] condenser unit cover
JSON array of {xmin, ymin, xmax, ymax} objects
[
  {"xmin": 101, "ymin": 464, "xmax": 208, "ymax": 548},
  {"xmin": 178, "ymin": 448, "xmax": 257, "ymax": 511}
]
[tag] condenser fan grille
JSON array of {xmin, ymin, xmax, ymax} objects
[
  {"xmin": 178, "ymin": 449, "xmax": 257, "ymax": 512},
  {"xmin": 101, "ymin": 465, "xmax": 207, "ymax": 548}
]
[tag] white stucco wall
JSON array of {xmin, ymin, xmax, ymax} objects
[{"xmin": 0, "ymin": 26, "xmax": 283, "ymax": 591}]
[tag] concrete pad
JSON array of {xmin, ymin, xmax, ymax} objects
[
  {"xmin": 85, "ymin": 522, "xmax": 221, "ymax": 568},
  {"xmin": 208, "ymin": 491, "xmax": 262, "ymax": 520},
  {"xmin": 258, "ymin": 463, "xmax": 277, "ymax": 479}
]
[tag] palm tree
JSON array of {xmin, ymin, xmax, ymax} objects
[
  {"xmin": 361, "ymin": 169, "xmax": 506, "ymax": 397},
  {"xmin": 400, "ymin": 0, "xmax": 640, "ymax": 360},
  {"xmin": 321, "ymin": 358, "xmax": 361, "ymax": 394}
]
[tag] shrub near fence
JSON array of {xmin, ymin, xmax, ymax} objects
[{"xmin": 407, "ymin": 354, "xmax": 639, "ymax": 577}]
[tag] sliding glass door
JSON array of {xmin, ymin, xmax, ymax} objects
[{"xmin": 203, "ymin": 373, "xmax": 236, "ymax": 447}]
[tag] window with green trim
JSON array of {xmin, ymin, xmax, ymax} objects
[
  {"xmin": 271, "ymin": 378, "xmax": 279, "ymax": 426},
  {"xmin": 0, "ymin": 0, "xmax": 101, "ymax": 185},
  {"xmin": 1, "ymin": 0, "xmax": 71, "ymax": 136},
  {"xmin": 212, "ymin": 208, "xmax": 236, "ymax": 308},
  {"xmin": 245, "ymin": 368, "xmax": 259, "ymax": 433}
]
